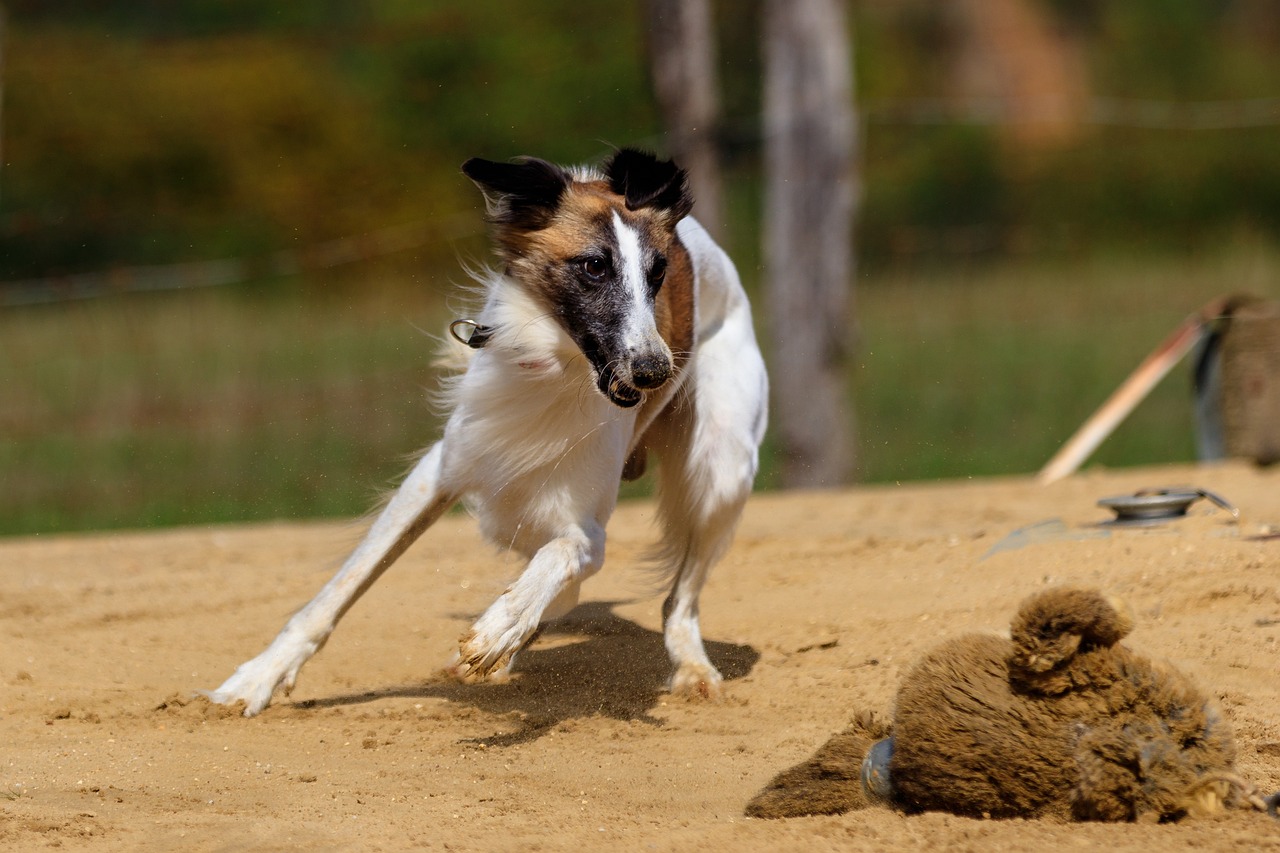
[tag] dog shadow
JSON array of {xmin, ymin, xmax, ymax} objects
[{"xmin": 297, "ymin": 600, "xmax": 759, "ymax": 746}]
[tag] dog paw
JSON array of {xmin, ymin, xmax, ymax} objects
[
  {"xmin": 446, "ymin": 649, "xmax": 511, "ymax": 685},
  {"xmin": 448, "ymin": 624, "xmax": 530, "ymax": 684},
  {"xmin": 201, "ymin": 675, "xmax": 278, "ymax": 718},
  {"xmin": 669, "ymin": 662, "xmax": 724, "ymax": 700},
  {"xmin": 202, "ymin": 635, "xmax": 318, "ymax": 717}
]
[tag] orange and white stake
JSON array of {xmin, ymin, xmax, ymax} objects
[{"xmin": 1037, "ymin": 296, "xmax": 1234, "ymax": 485}]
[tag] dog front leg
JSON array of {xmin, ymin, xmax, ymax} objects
[
  {"xmin": 205, "ymin": 442, "xmax": 455, "ymax": 716},
  {"xmin": 449, "ymin": 522, "xmax": 605, "ymax": 682}
]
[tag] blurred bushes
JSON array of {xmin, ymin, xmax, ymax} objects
[
  {"xmin": 856, "ymin": 0, "xmax": 1280, "ymax": 263},
  {"xmin": 2, "ymin": 29, "xmax": 453, "ymax": 276},
  {"xmin": 3, "ymin": 1, "xmax": 1280, "ymax": 282},
  {"xmin": 0, "ymin": 1, "xmax": 656, "ymax": 281},
  {"xmin": 861, "ymin": 122, "xmax": 1280, "ymax": 264}
]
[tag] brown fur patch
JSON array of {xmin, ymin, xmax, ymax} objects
[
  {"xmin": 656, "ymin": 237, "xmax": 696, "ymax": 365},
  {"xmin": 511, "ymin": 180, "xmax": 618, "ymax": 261}
]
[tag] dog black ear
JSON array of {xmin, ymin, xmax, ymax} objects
[
  {"xmin": 462, "ymin": 156, "xmax": 570, "ymax": 231},
  {"xmin": 604, "ymin": 148, "xmax": 693, "ymax": 223}
]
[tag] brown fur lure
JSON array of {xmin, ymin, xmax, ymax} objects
[{"xmin": 747, "ymin": 588, "xmax": 1278, "ymax": 822}]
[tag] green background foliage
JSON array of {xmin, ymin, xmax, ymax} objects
[{"xmin": 3, "ymin": 1, "xmax": 1280, "ymax": 534}]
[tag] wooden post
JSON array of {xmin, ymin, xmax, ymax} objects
[
  {"xmin": 0, "ymin": 4, "xmax": 6, "ymax": 207},
  {"xmin": 763, "ymin": 0, "xmax": 858, "ymax": 487},
  {"xmin": 1220, "ymin": 302, "xmax": 1280, "ymax": 466}
]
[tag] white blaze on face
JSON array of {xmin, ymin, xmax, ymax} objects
[{"xmin": 611, "ymin": 211, "xmax": 658, "ymax": 351}]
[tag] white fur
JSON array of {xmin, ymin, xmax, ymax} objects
[
  {"xmin": 612, "ymin": 210, "xmax": 661, "ymax": 357},
  {"xmin": 205, "ymin": 214, "xmax": 767, "ymax": 716}
]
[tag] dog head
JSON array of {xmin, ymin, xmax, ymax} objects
[{"xmin": 462, "ymin": 149, "xmax": 693, "ymax": 408}]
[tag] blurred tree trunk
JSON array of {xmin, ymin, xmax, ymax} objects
[
  {"xmin": 645, "ymin": 0, "xmax": 725, "ymax": 241},
  {"xmin": 763, "ymin": 0, "xmax": 858, "ymax": 487},
  {"xmin": 0, "ymin": 4, "xmax": 6, "ymax": 206}
]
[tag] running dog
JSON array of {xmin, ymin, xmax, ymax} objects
[{"xmin": 205, "ymin": 148, "xmax": 768, "ymax": 716}]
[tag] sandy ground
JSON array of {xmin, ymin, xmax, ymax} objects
[{"xmin": 3, "ymin": 461, "xmax": 1280, "ymax": 851}]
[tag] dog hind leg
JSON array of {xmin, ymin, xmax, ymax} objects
[
  {"xmin": 204, "ymin": 441, "xmax": 455, "ymax": 716},
  {"xmin": 656, "ymin": 476, "xmax": 750, "ymax": 698},
  {"xmin": 651, "ymin": 336, "xmax": 766, "ymax": 697}
]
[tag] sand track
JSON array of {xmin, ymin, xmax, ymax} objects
[{"xmin": 3, "ymin": 462, "xmax": 1279, "ymax": 850}]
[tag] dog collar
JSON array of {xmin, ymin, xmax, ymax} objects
[{"xmin": 449, "ymin": 319, "xmax": 494, "ymax": 349}]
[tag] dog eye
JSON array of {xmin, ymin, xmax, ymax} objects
[
  {"xmin": 579, "ymin": 256, "xmax": 609, "ymax": 282},
  {"xmin": 647, "ymin": 257, "xmax": 667, "ymax": 289}
]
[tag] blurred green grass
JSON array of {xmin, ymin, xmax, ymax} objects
[
  {"xmin": 3, "ymin": 241, "xmax": 1278, "ymax": 536},
  {"xmin": 847, "ymin": 240, "xmax": 1279, "ymax": 483}
]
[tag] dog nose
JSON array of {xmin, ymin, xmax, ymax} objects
[{"xmin": 630, "ymin": 354, "xmax": 672, "ymax": 389}]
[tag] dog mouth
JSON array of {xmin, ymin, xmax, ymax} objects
[
  {"xmin": 598, "ymin": 371, "xmax": 643, "ymax": 408},
  {"xmin": 592, "ymin": 352, "xmax": 672, "ymax": 409}
]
